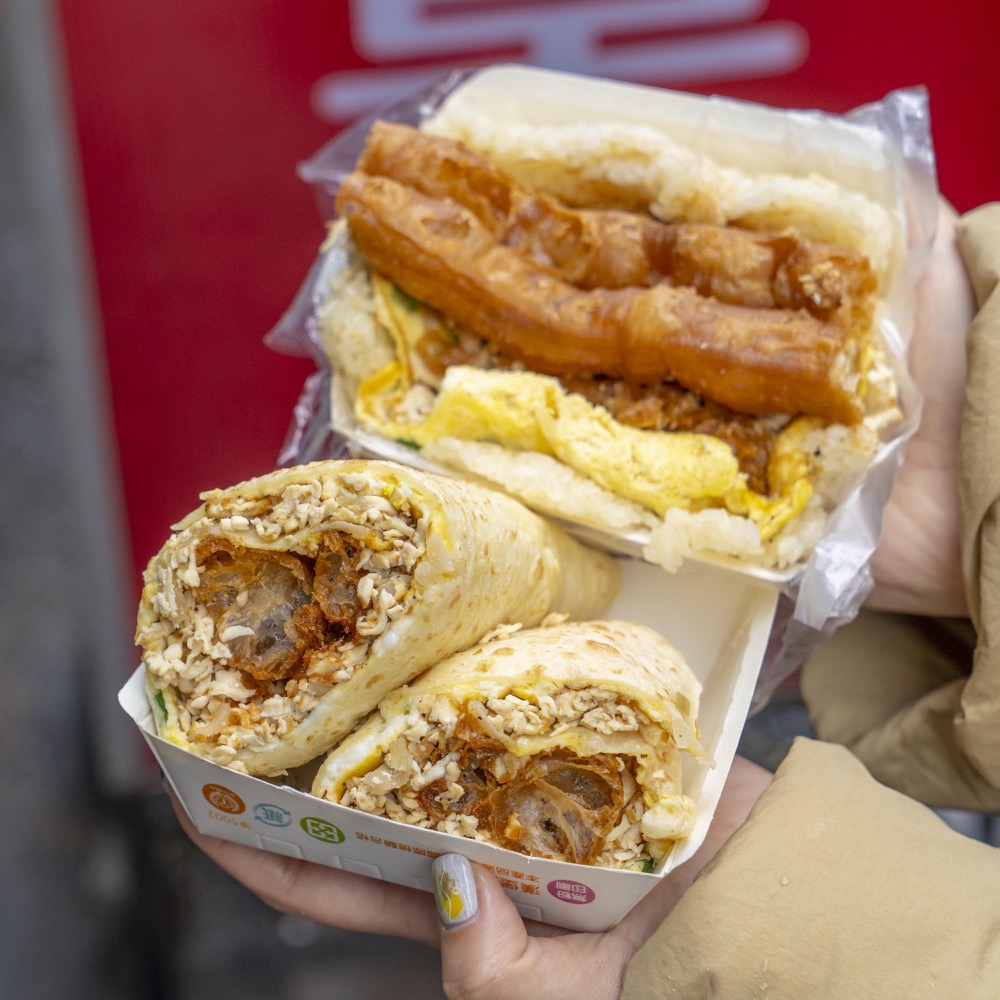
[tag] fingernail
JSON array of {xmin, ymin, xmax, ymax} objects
[{"xmin": 431, "ymin": 854, "xmax": 478, "ymax": 928}]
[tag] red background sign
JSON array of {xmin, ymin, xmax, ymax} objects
[{"xmin": 56, "ymin": 0, "xmax": 999, "ymax": 598}]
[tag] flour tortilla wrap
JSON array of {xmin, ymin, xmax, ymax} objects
[
  {"xmin": 136, "ymin": 459, "xmax": 620, "ymax": 776},
  {"xmin": 311, "ymin": 619, "xmax": 710, "ymax": 869}
]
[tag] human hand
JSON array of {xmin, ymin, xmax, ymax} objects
[
  {"xmin": 867, "ymin": 199, "xmax": 974, "ymax": 618},
  {"xmin": 168, "ymin": 755, "xmax": 771, "ymax": 999},
  {"xmin": 166, "ymin": 783, "xmax": 443, "ymax": 948}
]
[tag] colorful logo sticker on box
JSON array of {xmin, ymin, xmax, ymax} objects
[
  {"xmin": 253, "ymin": 803, "xmax": 292, "ymax": 828},
  {"xmin": 300, "ymin": 817, "xmax": 346, "ymax": 844},
  {"xmin": 202, "ymin": 783, "xmax": 245, "ymax": 815},
  {"xmin": 547, "ymin": 879, "xmax": 596, "ymax": 905}
]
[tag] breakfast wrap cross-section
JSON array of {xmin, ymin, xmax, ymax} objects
[
  {"xmin": 311, "ymin": 618, "xmax": 712, "ymax": 870},
  {"xmin": 136, "ymin": 459, "xmax": 621, "ymax": 776}
]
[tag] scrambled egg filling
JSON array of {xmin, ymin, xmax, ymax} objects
[{"xmin": 356, "ymin": 276, "xmax": 812, "ymax": 541}]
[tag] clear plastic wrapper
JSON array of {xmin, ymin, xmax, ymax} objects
[{"xmin": 266, "ymin": 66, "xmax": 937, "ymax": 711}]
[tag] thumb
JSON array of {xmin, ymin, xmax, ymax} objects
[{"xmin": 431, "ymin": 853, "xmax": 537, "ymax": 999}]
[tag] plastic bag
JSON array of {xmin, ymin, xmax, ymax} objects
[{"xmin": 265, "ymin": 66, "xmax": 938, "ymax": 712}]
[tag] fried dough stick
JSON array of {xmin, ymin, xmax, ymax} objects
[
  {"xmin": 337, "ymin": 172, "xmax": 863, "ymax": 424},
  {"xmin": 357, "ymin": 121, "xmax": 876, "ymax": 328},
  {"xmin": 416, "ymin": 714, "xmax": 626, "ymax": 865}
]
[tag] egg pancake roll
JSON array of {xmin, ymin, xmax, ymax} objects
[
  {"xmin": 311, "ymin": 619, "xmax": 710, "ymax": 870},
  {"xmin": 136, "ymin": 460, "xmax": 620, "ymax": 776}
]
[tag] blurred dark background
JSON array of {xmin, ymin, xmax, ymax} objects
[{"xmin": 2, "ymin": 1, "xmax": 997, "ymax": 996}]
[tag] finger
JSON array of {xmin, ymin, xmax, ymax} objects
[
  {"xmin": 904, "ymin": 204, "xmax": 971, "ymax": 465},
  {"xmin": 167, "ymin": 788, "xmax": 441, "ymax": 947},
  {"xmin": 432, "ymin": 853, "xmax": 532, "ymax": 998},
  {"xmin": 432, "ymin": 854, "xmax": 625, "ymax": 1000}
]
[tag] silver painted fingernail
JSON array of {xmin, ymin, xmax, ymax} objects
[{"xmin": 432, "ymin": 853, "xmax": 478, "ymax": 928}]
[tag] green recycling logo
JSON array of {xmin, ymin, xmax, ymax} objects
[{"xmin": 300, "ymin": 817, "xmax": 345, "ymax": 844}]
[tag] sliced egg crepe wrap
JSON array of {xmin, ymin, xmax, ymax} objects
[
  {"xmin": 311, "ymin": 619, "xmax": 711, "ymax": 869},
  {"xmin": 136, "ymin": 460, "xmax": 620, "ymax": 776}
]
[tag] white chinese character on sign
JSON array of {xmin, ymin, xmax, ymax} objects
[{"xmin": 312, "ymin": 0, "xmax": 807, "ymax": 121}]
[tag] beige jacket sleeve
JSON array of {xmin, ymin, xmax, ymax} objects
[
  {"xmin": 621, "ymin": 737, "xmax": 1000, "ymax": 999},
  {"xmin": 801, "ymin": 203, "xmax": 1000, "ymax": 810},
  {"xmin": 621, "ymin": 205, "xmax": 1000, "ymax": 998}
]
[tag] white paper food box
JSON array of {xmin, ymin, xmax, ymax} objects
[{"xmin": 120, "ymin": 556, "xmax": 776, "ymax": 932}]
